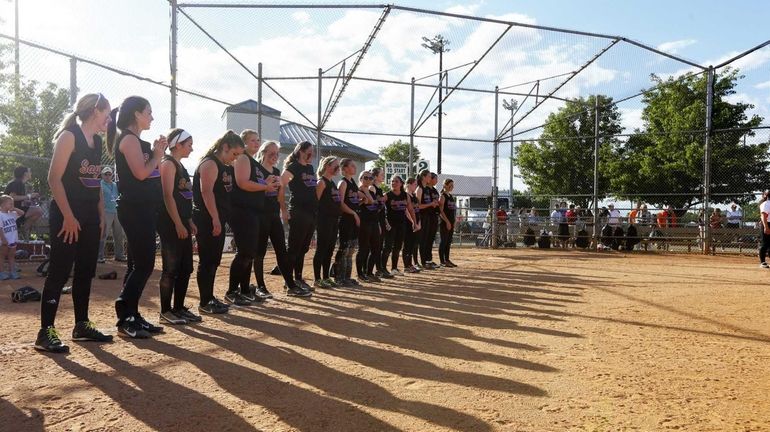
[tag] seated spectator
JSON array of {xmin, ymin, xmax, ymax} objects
[
  {"xmin": 637, "ymin": 205, "xmax": 652, "ymax": 226},
  {"xmin": 4, "ymin": 166, "xmax": 44, "ymax": 239},
  {"xmin": 607, "ymin": 203, "xmax": 621, "ymax": 226},
  {"xmin": 527, "ymin": 207, "xmax": 539, "ymax": 225},
  {"xmin": 725, "ymin": 203, "xmax": 742, "ymax": 228},
  {"xmin": 628, "ymin": 201, "xmax": 642, "ymax": 224},
  {"xmin": 657, "ymin": 205, "xmax": 678, "ymax": 228},
  {"xmin": 709, "ymin": 208, "xmax": 724, "ymax": 229},
  {"xmin": 565, "ymin": 204, "xmax": 577, "ymax": 225}
]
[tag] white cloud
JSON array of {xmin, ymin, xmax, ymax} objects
[
  {"xmin": 755, "ymin": 80, "xmax": 770, "ymax": 89},
  {"xmin": 656, "ymin": 39, "xmax": 697, "ymax": 54},
  {"xmin": 292, "ymin": 11, "xmax": 311, "ymax": 25}
]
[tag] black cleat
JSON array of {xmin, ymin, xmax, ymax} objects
[
  {"xmin": 117, "ymin": 316, "xmax": 152, "ymax": 339},
  {"xmin": 225, "ymin": 291, "xmax": 252, "ymax": 306},
  {"xmin": 72, "ymin": 321, "xmax": 113, "ymax": 342},
  {"xmin": 35, "ymin": 326, "xmax": 70, "ymax": 353},
  {"xmin": 285, "ymin": 284, "xmax": 312, "ymax": 297},
  {"xmin": 198, "ymin": 300, "xmax": 229, "ymax": 314}
]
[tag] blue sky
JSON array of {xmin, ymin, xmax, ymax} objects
[{"xmin": 1, "ymin": 0, "xmax": 768, "ymax": 187}]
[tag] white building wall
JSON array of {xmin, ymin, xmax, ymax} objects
[{"xmin": 224, "ymin": 112, "xmax": 280, "ymax": 142}]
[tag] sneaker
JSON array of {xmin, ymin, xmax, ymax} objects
[
  {"xmin": 346, "ymin": 278, "xmax": 360, "ymax": 286},
  {"xmin": 212, "ymin": 297, "xmax": 231, "ymax": 309},
  {"xmin": 390, "ymin": 268, "xmax": 402, "ymax": 276},
  {"xmin": 62, "ymin": 286, "xmax": 72, "ymax": 294},
  {"xmin": 256, "ymin": 285, "xmax": 273, "ymax": 300},
  {"xmin": 0, "ymin": 272, "xmax": 8, "ymax": 281},
  {"xmin": 118, "ymin": 316, "xmax": 151, "ymax": 339},
  {"xmin": 174, "ymin": 306, "xmax": 202, "ymax": 323},
  {"xmin": 241, "ymin": 288, "xmax": 258, "ymax": 303},
  {"xmin": 404, "ymin": 266, "xmax": 418, "ymax": 274},
  {"xmin": 323, "ymin": 278, "xmax": 338, "ymax": 288},
  {"xmin": 414, "ymin": 263, "xmax": 423, "ymax": 271},
  {"xmin": 445, "ymin": 260, "xmax": 458, "ymax": 268},
  {"xmin": 35, "ymin": 326, "xmax": 70, "ymax": 353},
  {"xmin": 314, "ymin": 279, "xmax": 331, "ymax": 289},
  {"xmin": 159, "ymin": 311, "xmax": 187, "ymax": 325},
  {"xmin": 296, "ymin": 279, "xmax": 313, "ymax": 292},
  {"xmin": 377, "ymin": 271, "xmax": 394, "ymax": 279},
  {"xmin": 198, "ymin": 299, "xmax": 229, "ymax": 314},
  {"xmin": 367, "ymin": 273, "xmax": 382, "ymax": 283},
  {"xmin": 8, "ymin": 271, "xmax": 20, "ymax": 280},
  {"xmin": 225, "ymin": 291, "xmax": 252, "ymax": 306},
  {"xmin": 358, "ymin": 274, "xmax": 370, "ymax": 283},
  {"xmin": 72, "ymin": 321, "xmax": 113, "ymax": 342},
  {"xmin": 285, "ymin": 284, "xmax": 312, "ymax": 297},
  {"xmin": 136, "ymin": 314, "xmax": 164, "ymax": 334},
  {"xmin": 761, "ymin": 262, "xmax": 769, "ymax": 269}
]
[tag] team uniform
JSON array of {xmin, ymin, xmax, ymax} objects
[
  {"xmin": 227, "ymin": 155, "xmax": 264, "ymax": 305},
  {"xmin": 115, "ymin": 129, "xmax": 163, "ymax": 337},
  {"xmin": 333, "ymin": 177, "xmax": 360, "ymax": 285},
  {"xmin": 357, "ymin": 189, "xmax": 380, "ymax": 281},
  {"xmin": 405, "ymin": 192, "xmax": 420, "ymax": 271},
  {"xmin": 37, "ymin": 124, "xmax": 111, "ymax": 351},
  {"xmin": 382, "ymin": 190, "xmax": 409, "ymax": 273},
  {"xmin": 157, "ymin": 156, "xmax": 199, "ymax": 322},
  {"xmin": 439, "ymin": 191, "xmax": 456, "ymax": 266},
  {"xmin": 418, "ymin": 184, "xmax": 437, "ymax": 267},
  {"xmin": 759, "ymin": 199, "xmax": 770, "ymax": 267},
  {"xmin": 285, "ymin": 160, "xmax": 318, "ymax": 289},
  {"xmin": 313, "ymin": 177, "xmax": 341, "ymax": 284},
  {"xmin": 367, "ymin": 184, "xmax": 387, "ymax": 277},
  {"xmin": 193, "ymin": 156, "xmax": 234, "ymax": 313}
]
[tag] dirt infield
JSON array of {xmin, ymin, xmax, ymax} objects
[{"xmin": 1, "ymin": 248, "xmax": 769, "ymax": 431}]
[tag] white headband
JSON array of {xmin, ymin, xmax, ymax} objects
[{"xmin": 169, "ymin": 130, "xmax": 192, "ymax": 148}]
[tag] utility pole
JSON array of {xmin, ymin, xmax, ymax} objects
[
  {"xmin": 421, "ymin": 34, "xmax": 450, "ymax": 174},
  {"xmin": 502, "ymin": 98, "xmax": 518, "ymax": 208}
]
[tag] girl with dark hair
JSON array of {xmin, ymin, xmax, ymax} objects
[
  {"xmin": 110, "ymin": 96, "xmax": 166, "ymax": 339},
  {"xmin": 438, "ymin": 178, "xmax": 457, "ymax": 267},
  {"xmin": 157, "ymin": 128, "xmax": 201, "ymax": 325},
  {"xmin": 35, "ymin": 93, "xmax": 113, "ymax": 353},
  {"xmin": 280, "ymin": 141, "xmax": 317, "ymax": 295},
  {"xmin": 416, "ymin": 170, "xmax": 438, "ymax": 270},
  {"xmin": 369, "ymin": 168, "xmax": 392, "ymax": 280},
  {"xmin": 313, "ymin": 156, "xmax": 341, "ymax": 289},
  {"xmin": 381, "ymin": 175, "xmax": 414, "ymax": 275},
  {"xmin": 332, "ymin": 158, "xmax": 361, "ymax": 287},
  {"xmin": 193, "ymin": 131, "xmax": 245, "ymax": 314},
  {"xmin": 254, "ymin": 141, "xmax": 308, "ymax": 298},
  {"xmin": 356, "ymin": 171, "xmax": 378, "ymax": 282},
  {"xmin": 403, "ymin": 177, "xmax": 422, "ymax": 273}
]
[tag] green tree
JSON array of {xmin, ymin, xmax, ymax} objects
[
  {"xmin": 514, "ymin": 95, "xmax": 622, "ymax": 208},
  {"xmin": 373, "ymin": 139, "xmax": 421, "ymax": 172},
  {"xmin": 0, "ymin": 45, "xmax": 70, "ymax": 196},
  {"xmin": 605, "ymin": 69, "xmax": 767, "ymax": 210}
]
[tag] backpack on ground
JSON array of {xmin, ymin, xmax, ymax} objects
[
  {"xmin": 523, "ymin": 228, "xmax": 536, "ymax": 246},
  {"xmin": 537, "ymin": 230, "xmax": 551, "ymax": 249},
  {"xmin": 575, "ymin": 229, "xmax": 590, "ymax": 249},
  {"xmin": 625, "ymin": 224, "xmax": 640, "ymax": 250},
  {"xmin": 612, "ymin": 226, "xmax": 625, "ymax": 250},
  {"xmin": 600, "ymin": 224, "xmax": 614, "ymax": 247}
]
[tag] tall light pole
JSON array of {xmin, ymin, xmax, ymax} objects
[
  {"xmin": 421, "ymin": 34, "xmax": 450, "ymax": 174},
  {"xmin": 502, "ymin": 98, "xmax": 518, "ymax": 208}
]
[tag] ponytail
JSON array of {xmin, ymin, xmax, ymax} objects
[
  {"xmin": 56, "ymin": 92, "xmax": 110, "ymax": 140},
  {"xmin": 441, "ymin": 178, "xmax": 453, "ymax": 195},
  {"xmin": 283, "ymin": 141, "xmax": 313, "ymax": 170},
  {"xmin": 106, "ymin": 108, "xmax": 119, "ymax": 153},
  {"xmin": 200, "ymin": 130, "xmax": 244, "ymax": 162},
  {"xmin": 317, "ymin": 156, "xmax": 337, "ymax": 177},
  {"xmin": 107, "ymin": 96, "xmax": 149, "ymax": 154}
]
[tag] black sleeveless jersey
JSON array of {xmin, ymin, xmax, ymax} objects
[
  {"xmin": 359, "ymin": 188, "xmax": 380, "ymax": 223},
  {"xmin": 410, "ymin": 192, "xmax": 420, "ymax": 218},
  {"xmin": 258, "ymin": 163, "xmax": 281, "ymax": 215},
  {"xmin": 429, "ymin": 186, "xmax": 441, "ymax": 215},
  {"xmin": 442, "ymin": 191, "xmax": 456, "ymax": 222},
  {"xmin": 286, "ymin": 160, "xmax": 317, "ymax": 212},
  {"xmin": 341, "ymin": 177, "xmax": 360, "ymax": 214},
  {"xmin": 386, "ymin": 190, "xmax": 409, "ymax": 225},
  {"xmin": 231, "ymin": 155, "xmax": 265, "ymax": 211},
  {"xmin": 161, "ymin": 156, "xmax": 193, "ymax": 220},
  {"xmin": 318, "ymin": 177, "xmax": 341, "ymax": 217},
  {"xmin": 60, "ymin": 124, "xmax": 102, "ymax": 203},
  {"xmin": 193, "ymin": 156, "xmax": 234, "ymax": 221},
  {"xmin": 115, "ymin": 129, "xmax": 161, "ymax": 204},
  {"xmin": 419, "ymin": 185, "xmax": 433, "ymax": 216},
  {"xmin": 373, "ymin": 184, "xmax": 386, "ymax": 226}
]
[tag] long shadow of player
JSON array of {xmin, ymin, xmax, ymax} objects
[{"xmin": 0, "ymin": 397, "xmax": 44, "ymax": 432}]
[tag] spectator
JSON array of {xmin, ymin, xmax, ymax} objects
[
  {"xmin": 657, "ymin": 205, "xmax": 678, "ymax": 227},
  {"xmin": 598, "ymin": 206, "xmax": 609, "ymax": 226},
  {"xmin": 637, "ymin": 204, "xmax": 652, "ymax": 226},
  {"xmin": 0, "ymin": 195, "xmax": 24, "ymax": 280},
  {"xmin": 97, "ymin": 166, "xmax": 126, "ymax": 263},
  {"xmin": 607, "ymin": 203, "xmax": 621, "ymax": 226},
  {"xmin": 527, "ymin": 207, "xmax": 539, "ymax": 225},
  {"xmin": 709, "ymin": 208, "xmax": 724, "ymax": 229},
  {"xmin": 725, "ymin": 203, "xmax": 742, "ymax": 228},
  {"xmin": 628, "ymin": 201, "xmax": 642, "ymax": 224},
  {"xmin": 496, "ymin": 206, "xmax": 508, "ymax": 242},
  {"xmin": 565, "ymin": 204, "xmax": 577, "ymax": 225},
  {"xmin": 4, "ymin": 166, "xmax": 44, "ymax": 239}
]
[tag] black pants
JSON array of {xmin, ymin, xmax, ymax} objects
[
  {"xmin": 334, "ymin": 214, "xmax": 358, "ymax": 281},
  {"xmin": 760, "ymin": 228, "xmax": 770, "ymax": 263},
  {"xmin": 194, "ymin": 212, "xmax": 226, "ymax": 306},
  {"xmin": 403, "ymin": 223, "xmax": 417, "ymax": 268},
  {"xmin": 439, "ymin": 220, "xmax": 454, "ymax": 263},
  {"xmin": 357, "ymin": 220, "xmax": 380, "ymax": 277},
  {"xmin": 313, "ymin": 213, "xmax": 339, "ymax": 280},
  {"xmin": 115, "ymin": 202, "xmax": 158, "ymax": 322},
  {"xmin": 255, "ymin": 212, "xmax": 294, "ymax": 288},
  {"xmin": 228, "ymin": 206, "xmax": 259, "ymax": 294},
  {"xmin": 287, "ymin": 209, "xmax": 316, "ymax": 281},
  {"xmin": 419, "ymin": 213, "xmax": 437, "ymax": 264},
  {"xmin": 382, "ymin": 219, "xmax": 406, "ymax": 270},
  {"xmin": 157, "ymin": 215, "xmax": 193, "ymax": 313},
  {"xmin": 40, "ymin": 200, "xmax": 100, "ymax": 328}
]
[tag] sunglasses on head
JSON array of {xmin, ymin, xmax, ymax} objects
[{"xmin": 363, "ymin": 175, "xmax": 373, "ymax": 180}]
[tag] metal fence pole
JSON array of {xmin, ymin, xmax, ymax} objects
[
  {"xmin": 170, "ymin": 0, "xmax": 178, "ymax": 128},
  {"xmin": 703, "ymin": 66, "xmax": 715, "ymax": 254},
  {"xmin": 509, "ymin": 107, "xmax": 514, "ymax": 206},
  {"xmin": 316, "ymin": 67, "xmax": 322, "ymax": 167},
  {"xmin": 592, "ymin": 96, "xmax": 600, "ymax": 249},
  {"xmin": 409, "ymin": 77, "xmax": 415, "ymax": 179},
  {"xmin": 69, "ymin": 57, "xmax": 77, "ymax": 108},
  {"xmin": 492, "ymin": 86, "xmax": 499, "ymax": 248},
  {"xmin": 13, "ymin": 0, "xmax": 20, "ymax": 97},
  {"xmin": 257, "ymin": 62, "xmax": 262, "ymax": 139}
]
